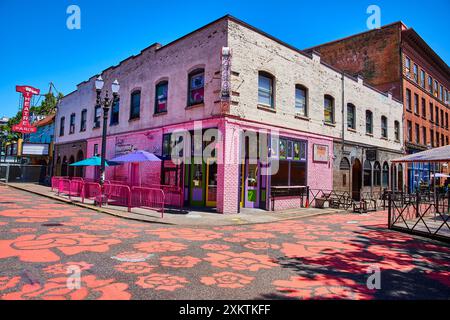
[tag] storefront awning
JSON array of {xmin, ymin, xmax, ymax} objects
[{"xmin": 392, "ymin": 145, "xmax": 450, "ymax": 163}]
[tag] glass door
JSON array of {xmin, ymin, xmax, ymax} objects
[
  {"xmin": 190, "ymin": 162, "xmax": 205, "ymax": 207},
  {"xmin": 205, "ymin": 159, "xmax": 217, "ymax": 207},
  {"xmin": 245, "ymin": 162, "xmax": 259, "ymax": 208}
]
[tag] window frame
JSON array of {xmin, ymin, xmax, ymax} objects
[
  {"xmin": 365, "ymin": 110, "xmax": 373, "ymax": 135},
  {"xmin": 110, "ymin": 99, "xmax": 120, "ymax": 125},
  {"xmin": 324, "ymin": 95, "xmax": 335, "ymax": 124},
  {"xmin": 129, "ymin": 90, "xmax": 141, "ymax": 120},
  {"xmin": 94, "ymin": 106, "xmax": 101, "ymax": 128},
  {"xmin": 80, "ymin": 109, "xmax": 87, "ymax": 132},
  {"xmin": 258, "ymin": 71, "xmax": 275, "ymax": 108},
  {"xmin": 394, "ymin": 121, "xmax": 400, "ymax": 141},
  {"xmin": 347, "ymin": 103, "xmax": 356, "ymax": 130},
  {"xmin": 188, "ymin": 69, "xmax": 205, "ymax": 107},
  {"xmin": 381, "ymin": 116, "xmax": 388, "ymax": 138},
  {"xmin": 69, "ymin": 113, "xmax": 76, "ymax": 134},
  {"xmin": 294, "ymin": 84, "xmax": 308, "ymax": 117},
  {"xmin": 59, "ymin": 116, "xmax": 65, "ymax": 137},
  {"xmin": 155, "ymin": 80, "xmax": 169, "ymax": 114}
]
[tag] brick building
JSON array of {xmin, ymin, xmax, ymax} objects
[
  {"xmin": 55, "ymin": 15, "xmax": 403, "ymax": 213},
  {"xmin": 305, "ymin": 22, "xmax": 450, "ymax": 192}
]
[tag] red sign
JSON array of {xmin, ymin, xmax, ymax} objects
[{"xmin": 12, "ymin": 85, "xmax": 40, "ymax": 134}]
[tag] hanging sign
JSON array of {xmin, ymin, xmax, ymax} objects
[{"xmin": 12, "ymin": 85, "xmax": 40, "ymax": 133}]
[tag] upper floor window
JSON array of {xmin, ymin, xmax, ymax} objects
[
  {"xmin": 414, "ymin": 93, "xmax": 419, "ymax": 114},
  {"xmin": 130, "ymin": 90, "xmax": 141, "ymax": 120},
  {"xmin": 441, "ymin": 109, "xmax": 444, "ymax": 128},
  {"xmin": 405, "ymin": 56, "xmax": 411, "ymax": 75},
  {"xmin": 188, "ymin": 69, "xmax": 205, "ymax": 106},
  {"xmin": 420, "ymin": 70, "xmax": 425, "ymax": 88},
  {"xmin": 435, "ymin": 106, "xmax": 439, "ymax": 125},
  {"xmin": 295, "ymin": 85, "xmax": 307, "ymax": 116},
  {"xmin": 428, "ymin": 76, "xmax": 433, "ymax": 94},
  {"xmin": 59, "ymin": 116, "xmax": 65, "ymax": 137},
  {"xmin": 434, "ymin": 80, "xmax": 438, "ymax": 97},
  {"xmin": 430, "ymin": 102, "xmax": 434, "ymax": 121},
  {"xmin": 445, "ymin": 89, "xmax": 449, "ymax": 104},
  {"xmin": 155, "ymin": 81, "xmax": 169, "ymax": 114},
  {"xmin": 94, "ymin": 106, "xmax": 101, "ymax": 128},
  {"xmin": 365, "ymin": 110, "xmax": 373, "ymax": 135},
  {"xmin": 347, "ymin": 103, "xmax": 356, "ymax": 130},
  {"xmin": 421, "ymin": 97, "xmax": 426, "ymax": 118},
  {"xmin": 394, "ymin": 121, "xmax": 400, "ymax": 141},
  {"xmin": 415, "ymin": 123, "xmax": 420, "ymax": 144},
  {"xmin": 110, "ymin": 100, "xmax": 119, "ymax": 125},
  {"xmin": 324, "ymin": 95, "xmax": 334, "ymax": 124},
  {"xmin": 80, "ymin": 109, "xmax": 87, "ymax": 132},
  {"xmin": 430, "ymin": 129, "xmax": 434, "ymax": 147},
  {"xmin": 439, "ymin": 85, "xmax": 443, "ymax": 101},
  {"xmin": 407, "ymin": 121, "xmax": 412, "ymax": 142},
  {"xmin": 381, "ymin": 116, "xmax": 387, "ymax": 138},
  {"xmin": 413, "ymin": 64, "xmax": 418, "ymax": 82},
  {"xmin": 446, "ymin": 112, "xmax": 449, "ymax": 129},
  {"xmin": 422, "ymin": 127, "xmax": 427, "ymax": 145},
  {"xmin": 69, "ymin": 113, "xmax": 75, "ymax": 134},
  {"xmin": 405, "ymin": 89, "xmax": 411, "ymax": 111},
  {"xmin": 258, "ymin": 72, "xmax": 274, "ymax": 108}
]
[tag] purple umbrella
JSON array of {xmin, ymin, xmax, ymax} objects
[{"xmin": 110, "ymin": 150, "xmax": 161, "ymax": 163}]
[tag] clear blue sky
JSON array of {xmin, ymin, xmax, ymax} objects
[{"xmin": 1, "ymin": 0, "xmax": 449, "ymax": 118}]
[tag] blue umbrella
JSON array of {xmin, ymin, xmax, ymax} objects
[
  {"xmin": 69, "ymin": 156, "xmax": 121, "ymax": 167},
  {"xmin": 110, "ymin": 150, "xmax": 161, "ymax": 163}
]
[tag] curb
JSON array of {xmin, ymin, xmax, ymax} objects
[{"xmin": 1, "ymin": 182, "xmax": 341, "ymax": 227}]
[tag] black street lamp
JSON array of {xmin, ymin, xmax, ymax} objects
[{"xmin": 95, "ymin": 76, "xmax": 120, "ymax": 186}]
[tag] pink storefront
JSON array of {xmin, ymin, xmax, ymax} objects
[{"xmin": 85, "ymin": 117, "xmax": 333, "ymax": 214}]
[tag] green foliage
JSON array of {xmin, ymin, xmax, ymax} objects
[{"xmin": 1, "ymin": 91, "xmax": 64, "ymax": 145}]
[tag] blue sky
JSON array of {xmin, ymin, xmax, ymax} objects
[{"xmin": 1, "ymin": 0, "xmax": 449, "ymax": 118}]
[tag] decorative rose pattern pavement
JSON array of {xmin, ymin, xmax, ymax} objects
[{"xmin": 0, "ymin": 186, "xmax": 449, "ymax": 300}]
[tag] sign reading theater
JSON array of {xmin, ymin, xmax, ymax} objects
[{"xmin": 12, "ymin": 85, "xmax": 40, "ymax": 134}]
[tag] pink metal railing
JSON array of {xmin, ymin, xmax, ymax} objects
[
  {"xmin": 131, "ymin": 186, "xmax": 165, "ymax": 218},
  {"xmin": 104, "ymin": 184, "xmax": 131, "ymax": 212},
  {"xmin": 69, "ymin": 180, "xmax": 84, "ymax": 199},
  {"xmin": 82, "ymin": 182, "xmax": 102, "ymax": 206},
  {"xmin": 57, "ymin": 179, "xmax": 72, "ymax": 197},
  {"xmin": 145, "ymin": 184, "xmax": 182, "ymax": 208}
]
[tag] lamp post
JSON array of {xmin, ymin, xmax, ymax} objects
[{"xmin": 95, "ymin": 76, "xmax": 120, "ymax": 186}]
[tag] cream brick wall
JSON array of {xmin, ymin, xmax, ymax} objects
[
  {"xmin": 227, "ymin": 20, "xmax": 404, "ymax": 152},
  {"xmin": 56, "ymin": 19, "xmax": 228, "ymax": 145}
]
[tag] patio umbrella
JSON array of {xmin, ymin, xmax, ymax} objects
[
  {"xmin": 69, "ymin": 156, "xmax": 121, "ymax": 167},
  {"xmin": 110, "ymin": 150, "xmax": 161, "ymax": 163},
  {"xmin": 110, "ymin": 150, "xmax": 162, "ymax": 187}
]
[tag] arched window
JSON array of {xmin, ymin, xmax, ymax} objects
[
  {"xmin": 339, "ymin": 157, "xmax": 350, "ymax": 170},
  {"xmin": 382, "ymin": 162, "xmax": 389, "ymax": 187},
  {"xmin": 130, "ymin": 90, "xmax": 141, "ymax": 120},
  {"xmin": 363, "ymin": 160, "xmax": 372, "ymax": 186},
  {"xmin": 374, "ymin": 161, "xmax": 381, "ymax": 186},
  {"xmin": 188, "ymin": 69, "xmax": 205, "ymax": 106},
  {"xmin": 366, "ymin": 110, "xmax": 373, "ymax": 134},
  {"xmin": 347, "ymin": 103, "xmax": 356, "ymax": 130},
  {"xmin": 324, "ymin": 95, "xmax": 335, "ymax": 123},
  {"xmin": 258, "ymin": 71, "xmax": 274, "ymax": 108},
  {"xmin": 381, "ymin": 116, "xmax": 388, "ymax": 138},
  {"xmin": 155, "ymin": 81, "xmax": 168, "ymax": 113},
  {"xmin": 295, "ymin": 84, "xmax": 308, "ymax": 116}
]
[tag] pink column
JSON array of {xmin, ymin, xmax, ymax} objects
[{"xmin": 216, "ymin": 120, "xmax": 240, "ymax": 214}]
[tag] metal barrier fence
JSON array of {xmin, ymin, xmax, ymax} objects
[
  {"xmin": 131, "ymin": 186, "xmax": 165, "ymax": 218},
  {"xmin": 145, "ymin": 184, "xmax": 182, "ymax": 208},
  {"xmin": 0, "ymin": 164, "xmax": 49, "ymax": 184},
  {"xmin": 81, "ymin": 182, "xmax": 102, "ymax": 205},
  {"xmin": 388, "ymin": 191, "xmax": 450, "ymax": 242},
  {"xmin": 103, "ymin": 184, "xmax": 132, "ymax": 212}
]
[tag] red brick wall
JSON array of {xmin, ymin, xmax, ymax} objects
[{"xmin": 308, "ymin": 23, "xmax": 403, "ymax": 100}]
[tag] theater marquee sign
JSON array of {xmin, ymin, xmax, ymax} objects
[{"xmin": 12, "ymin": 85, "xmax": 40, "ymax": 134}]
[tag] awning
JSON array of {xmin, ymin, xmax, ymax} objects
[{"xmin": 392, "ymin": 145, "xmax": 450, "ymax": 163}]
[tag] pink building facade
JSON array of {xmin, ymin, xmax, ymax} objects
[{"xmin": 54, "ymin": 16, "xmax": 402, "ymax": 214}]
